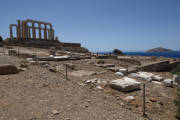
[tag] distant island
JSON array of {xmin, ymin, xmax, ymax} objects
[{"xmin": 146, "ymin": 47, "xmax": 174, "ymax": 53}]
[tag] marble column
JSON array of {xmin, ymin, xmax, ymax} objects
[
  {"xmin": 10, "ymin": 25, "xmax": 13, "ymax": 39},
  {"xmin": 44, "ymin": 24, "xmax": 47, "ymax": 40},
  {"xmin": 28, "ymin": 27, "xmax": 31, "ymax": 39},
  {"xmin": 17, "ymin": 20, "xmax": 21, "ymax": 40},
  {"xmin": 32, "ymin": 22, "xmax": 36, "ymax": 39},
  {"xmin": 51, "ymin": 29, "xmax": 54, "ymax": 40},
  {"xmin": 22, "ymin": 21, "xmax": 25, "ymax": 39},
  {"xmin": 48, "ymin": 29, "xmax": 50, "ymax": 40},
  {"xmin": 25, "ymin": 21, "xmax": 28, "ymax": 39},
  {"xmin": 48, "ymin": 24, "xmax": 53, "ymax": 40},
  {"xmin": 38, "ymin": 23, "xmax": 41, "ymax": 40}
]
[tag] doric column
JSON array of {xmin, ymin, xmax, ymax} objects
[
  {"xmin": 28, "ymin": 27, "xmax": 31, "ymax": 39},
  {"xmin": 32, "ymin": 22, "xmax": 36, "ymax": 39},
  {"xmin": 44, "ymin": 24, "xmax": 47, "ymax": 40},
  {"xmin": 38, "ymin": 23, "xmax": 41, "ymax": 39},
  {"xmin": 52, "ymin": 29, "xmax": 54, "ymax": 40},
  {"xmin": 49, "ymin": 24, "xmax": 53, "ymax": 40},
  {"xmin": 48, "ymin": 30, "xmax": 50, "ymax": 40},
  {"xmin": 22, "ymin": 21, "xmax": 25, "ymax": 39},
  {"xmin": 17, "ymin": 20, "xmax": 21, "ymax": 40},
  {"xmin": 23, "ymin": 21, "xmax": 28, "ymax": 39},
  {"xmin": 10, "ymin": 25, "xmax": 13, "ymax": 39}
]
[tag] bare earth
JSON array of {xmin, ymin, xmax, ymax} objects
[{"xmin": 0, "ymin": 46, "xmax": 178, "ymax": 120}]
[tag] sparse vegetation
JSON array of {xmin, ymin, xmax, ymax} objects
[
  {"xmin": 172, "ymin": 64, "xmax": 180, "ymax": 75},
  {"xmin": 112, "ymin": 49, "xmax": 124, "ymax": 55},
  {"xmin": 173, "ymin": 63, "xmax": 180, "ymax": 119},
  {"xmin": 175, "ymin": 91, "xmax": 180, "ymax": 119}
]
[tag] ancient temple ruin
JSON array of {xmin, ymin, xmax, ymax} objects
[
  {"xmin": 10, "ymin": 19, "xmax": 55, "ymax": 40},
  {"xmin": 4, "ymin": 19, "xmax": 89, "ymax": 53}
]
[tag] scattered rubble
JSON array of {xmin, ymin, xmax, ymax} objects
[
  {"xmin": 69, "ymin": 70, "xmax": 96, "ymax": 77},
  {"xmin": 110, "ymin": 77, "xmax": 141, "ymax": 92},
  {"xmin": 163, "ymin": 79, "xmax": 174, "ymax": 87},
  {"xmin": 124, "ymin": 96, "xmax": 135, "ymax": 102},
  {"xmin": 115, "ymin": 72, "xmax": 124, "ymax": 76},
  {"xmin": 130, "ymin": 72, "xmax": 164, "ymax": 82}
]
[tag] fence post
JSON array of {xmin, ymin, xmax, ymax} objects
[
  {"xmin": 143, "ymin": 83, "xmax": 146, "ymax": 117},
  {"xmin": 65, "ymin": 64, "xmax": 68, "ymax": 80}
]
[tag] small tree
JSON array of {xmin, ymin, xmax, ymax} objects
[
  {"xmin": 0, "ymin": 35, "xmax": 3, "ymax": 42},
  {"xmin": 112, "ymin": 49, "xmax": 123, "ymax": 55},
  {"xmin": 173, "ymin": 63, "xmax": 180, "ymax": 119}
]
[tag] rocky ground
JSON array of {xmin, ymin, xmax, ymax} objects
[{"xmin": 0, "ymin": 46, "xmax": 178, "ymax": 120}]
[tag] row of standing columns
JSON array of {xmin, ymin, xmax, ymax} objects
[{"xmin": 10, "ymin": 19, "xmax": 55, "ymax": 40}]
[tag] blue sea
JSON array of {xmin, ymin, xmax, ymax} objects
[{"xmin": 98, "ymin": 51, "xmax": 180, "ymax": 58}]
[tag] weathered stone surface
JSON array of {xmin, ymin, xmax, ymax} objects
[
  {"xmin": 110, "ymin": 77, "xmax": 141, "ymax": 92},
  {"xmin": 64, "ymin": 63, "xmax": 75, "ymax": 70},
  {"xmin": 173, "ymin": 75, "xmax": 180, "ymax": 84},
  {"xmin": 163, "ymin": 79, "xmax": 174, "ymax": 87},
  {"xmin": 49, "ymin": 66, "xmax": 57, "ymax": 72},
  {"xmin": 53, "ymin": 55, "xmax": 70, "ymax": 61},
  {"xmin": 130, "ymin": 72, "xmax": 154, "ymax": 82},
  {"xmin": 106, "ymin": 67, "xmax": 119, "ymax": 72},
  {"xmin": 96, "ymin": 55, "xmax": 108, "ymax": 59},
  {"xmin": 139, "ymin": 61, "xmax": 170, "ymax": 72},
  {"xmin": 152, "ymin": 75, "xmax": 163, "ymax": 81},
  {"xmin": 0, "ymin": 64, "xmax": 19, "ymax": 75},
  {"xmin": 152, "ymin": 81, "xmax": 161, "ymax": 85},
  {"xmin": 124, "ymin": 96, "xmax": 135, "ymax": 102},
  {"xmin": 51, "ymin": 110, "xmax": 59, "ymax": 115},
  {"xmin": 37, "ymin": 55, "xmax": 70, "ymax": 61},
  {"xmin": 115, "ymin": 72, "xmax": 124, "ymax": 76},
  {"xmin": 117, "ymin": 56, "xmax": 141, "ymax": 65},
  {"xmin": 95, "ymin": 64, "xmax": 115, "ymax": 68},
  {"xmin": 69, "ymin": 70, "xmax": 96, "ymax": 77},
  {"xmin": 8, "ymin": 49, "xmax": 17, "ymax": 56},
  {"xmin": 119, "ymin": 67, "xmax": 128, "ymax": 74},
  {"xmin": 97, "ymin": 60, "xmax": 105, "ymax": 64}
]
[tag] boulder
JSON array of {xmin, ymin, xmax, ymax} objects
[
  {"xmin": 106, "ymin": 67, "xmax": 119, "ymax": 72},
  {"xmin": 53, "ymin": 55, "xmax": 70, "ymax": 61},
  {"xmin": 37, "ymin": 55, "xmax": 70, "ymax": 61},
  {"xmin": 0, "ymin": 64, "xmax": 19, "ymax": 75},
  {"xmin": 163, "ymin": 79, "xmax": 174, "ymax": 87},
  {"xmin": 110, "ymin": 77, "xmax": 141, "ymax": 92},
  {"xmin": 152, "ymin": 75, "xmax": 163, "ymax": 81},
  {"xmin": 124, "ymin": 96, "xmax": 135, "ymax": 102},
  {"xmin": 115, "ymin": 72, "xmax": 124, "ymax": 76},
  {"xmin": 130, "ymin": 72, "xmax": 154, "ymax": 82},
  {"xmin": 173, "ymin": 75, "xmax": 180, "ymax": 85},
  {"xmin": 118, "ymin": 67, "xmax": 128, "ymax": 74}
]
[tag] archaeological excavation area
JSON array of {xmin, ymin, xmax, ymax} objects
[{"xmin": 0, "ymin": 19, "xmax": 180, "ymax": 120}]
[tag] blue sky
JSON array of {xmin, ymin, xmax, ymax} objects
[{"xmin": 0, "ymin": 0, "xmax": 180, "ymax": 52}]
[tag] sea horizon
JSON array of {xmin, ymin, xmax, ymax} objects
[{"xmin": 95, "ymin": 51, "xmax": 180, "ymax": 58}]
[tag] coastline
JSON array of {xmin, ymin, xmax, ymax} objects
[{"xmin": 96, "ymin": 51, "xmax": 180, "ymax": 58}]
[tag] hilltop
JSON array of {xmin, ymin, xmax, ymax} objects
[{"xmin": 146, "ymin": 47, "xmax": 174, "ymax": 53}]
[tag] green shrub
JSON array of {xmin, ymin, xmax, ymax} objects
[
  {"xmin": 172, "ymin": 64, "xmax": 180, "ymax": 75},
  {"xmin": 112, "ymin": 49, "xmax": 123, "ymax": 55},
  {"xmin": 175, "ymin": 91, "xmax": 180, "ymax": 119}
]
